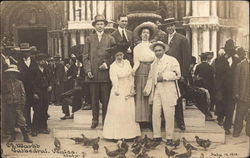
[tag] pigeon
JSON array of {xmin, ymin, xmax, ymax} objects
[
  {"xmin": 165, "ymin": 146, "xmax": 177, "ymax": 158},
  {"xmin": 81, "ymin": 134, "xmax": 100, "ymax": 146},
  {"xmin": 104, "ymin": 146, "xmax": 121, "ymax": 158},
  {"xmin": 81, "ymin": 152, "xmax": 86, "ymax": 158},
  {"xmin": 195, "ymin": 136, "xmax": 206, "ymax": 146},
  {"xmin": 169, "ymin": 139, "xmax": 180, "ymax": 149},
  {"xmin": 114, "ymin": 153, "xmax": 126, "ymax": 158},
  {"xmin": 117, "ymin": 139, "xmax": 129, "ymax": 154},
  {"xmin": 175, "ymin": 148, "xmax": 192, "ymax": 158},
  {"xmin": 144, "ymin": 140, "xmax": 161, "ymax": 150},
  {"xmin": 132, "ymin": 144, "xmax": 142, "ymax": 156},
  {"xmin": 182, "ymin": 138, "xmax": 197, "ymax": 151},
  {"xmin": 70, "ymin": 137, "xmax": 84, "ymax": 144},
  {"xmin": 54, "ymin": 137, "xmax": 61, "ymax": 151},
  {"xmin": 200, "ymin": 139, "xmax": 211, "ymax": 151},
  {"xmin": 92, "ymin": 142, "xmax": 99, "ymax": 153}
]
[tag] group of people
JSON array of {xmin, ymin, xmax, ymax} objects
[{"xmin": 1, "ymin": 13, "xmax": 249, "ymax": 144}]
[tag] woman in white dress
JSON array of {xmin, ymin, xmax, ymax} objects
[{"xmin": 103, "ymin": 46, "xmax": 141, "ymax": 140}]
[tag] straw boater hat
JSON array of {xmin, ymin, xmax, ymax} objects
[
  {"xmin": 133, "ymin": 21, "xmax": 157, "ymax": 39},
  {"xmin": 149, "ymin": 41, "xmax": 170, "ymax": 53},
  {"xmin": 5, "ymin": 64, "xmax": 20, "ymax": 73},
  {"xmin": 161, "ymin": 17, "xmax": 176, "ymax": 27},
  {"xmin": 92, "ymin": 15, "xmax": 108, "ymax": 27},
  {"xmin": 20, "ymin": 43, "xmax": 32, "ymax": 52}
]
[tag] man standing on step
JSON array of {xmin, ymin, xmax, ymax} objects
[
  {"xmin": 160, "ymin": 18, "xmax": 191, "ymax": 131},
  {"xmin": 83, "ymin": 15, "xmax": 116, "ymax": 129},
  {"xmin": 111, "ymin": 14, "xmax": 133, "ymax": 66}
]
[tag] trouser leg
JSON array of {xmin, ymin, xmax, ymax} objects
[
  {"xmin": 224, "ymin": 99, "xmax": 236, "ymax": 130},
  {"xmin": 163, "ymin": 105, "xmax": 175, "ymax": 140},
  {"xmin": 100, "ymin": 82, "xmax": 111, "ymax": 123},
  {"xmin": 39, "ymin": 90, "xmax": 49, "ymax": 131},
  {"xmin": 32, "ymin": 100, "xmax": 40, "ymax": 132},
  {"xmin": 83, "ymin": 83, "xmax": 91, "ymax": 104},
  {"xmin": 152, "ymin": 90, "xmax": 162, "ymax": 138},
  {"xmin": 1, "ymin": 102, "xmax": 10, "ymax": 134},
  {"xmin": 90, "ymin": 83, "xmax": 100, "ymax": 123},
  {"xmin": 233, "ymin": 101, "xmax": 248, "ymax": 135},
  {"xmin": 175, "ymin": 81, "xmax": 185, "ymax": 128},
  {"xmin": 23, "ymin": 101, "xmax": 32, "ymax": 129}
]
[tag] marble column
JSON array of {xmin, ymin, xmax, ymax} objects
[
  {"xmin": 106, "ymin": 1, "xmax": 113, "ymax": 20},
  {"xmin": 76, "ymin": 1, "xmax": 81, "ymax": 21},
  {"xmin": 87, "ymin": 1, "xmax": 91, "ymax": 20},
  {"xmin": 92, "ymin": 1, "xmax": 97, "ymax": 18},
  {"xmin": 191, "ymin": 27, "xmax": 199, "ymax": 60},
  {"xmin": 69, "ymin": 1, "xmax": 74, "ymax": 21},
  {"xmin": 198, "ymin": 1, "xmax": 210, "ymax": 16},
  {"xmin": 202, "ymin": 27, "xmax": 210, "ymax": 52},
  {"xmin": 80, "ymin": 31, "xmax": 85, "ymax": 44},
  {"xmin": 71, "ymin": 31, "xmax": 77, "ymax": 47},
  {"xmin": 55, "ymin": 37, "xmax": 58, "ymax": 55},
  {"xmin": 63, "ymin": 32, "xmax": 69, "ymax": 58},
  {"xmin": 64, "ymin": 1, "xmax": 68, "ymax": 23},
  {"xmin": 192, "ymin": 1, "xmax": 198, "ymax": 16},
  {"xmin": 211, "ymin": 27, "xmax": 218, "ymax": 59},
  {"xmin": 81, "ymin": 1, "xmax": 85, "ymax": 21},
  {"xmin": 97, "ymin": 1, "xmax": 105, "ymax": 15},
  {"xmin": 211, "ymin": 1, "xmax": 217, "ymax": 16},
  {"xmin": 58, "ymin": 36, "xmax": 62, "ymax": 57},
  {"xmin": 186, "ymin": 0, "xmax": 191, "ymax": 16}
]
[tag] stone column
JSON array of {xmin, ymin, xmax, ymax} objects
[
  {"xmin": 64, "ymin": 1, "xmax": 68, "ymax": 23},
  {"xmin": 69, "ymin": 1, "xmax": 74, "ymax": 21},
  {"xmin": 192, "ymin": 1, "xmax": 198, "ymax": 16},
  {"xmin": 97, "ymin": 0, "xmax": 105, "ymax": 15},
  {"xmin": 186, "ymin": 0, "xmax": 191, "ymax": 16},
  {"xmin": 198, "ymin": 1, "xmax": 210, "ymax": 16},
  {"xmin": 106, "ymin": 1, "xmax": 113, "ymax": 20},
  {"xmin": 63, "ymin": 31, "xmax": 69, "ymax": 58},
  {"xmin": 211, "ymin": 27, "xmax": 218, "ymax": 59},
  {"xmin": 71, "ymin": 31, "xmax": 77, "ymax": 46},
  {"xmin": 202, "ymin": 26, "xmax": 210, "ymax": 52},
  {"xmin": 80, "ymin": 31, "xmax": 85, "ymax": 44},
  {"xmin": 92, "ymin": 1, "xmax": 97, "ymax": 18},
  {"xmin": 76, "ymin": 1, "xmax": 81, "ymax": 21},
  {"xmin": 191, "ymin": 26, "xmax": 199, "ymax": 60},
  {"xmin": 58, "ymin": 36, "xmax": 62, "ymax": 57},
  {"xmin": 87, "ymin": 1, "xmax": 91, "ymax": 20},
  {"xmin": 211, "ymin": 1, "xmax": 217, "ymax": 16},
  {"xmin": 55, "ymin": 37, "xmax": 58, "ymax": 55},
  {"xmin": 81, "ymin": 1, "xmax": 85, "ymax": 21}
]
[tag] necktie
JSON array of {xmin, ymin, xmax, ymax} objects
[{"xmin": 122, "ymin": 30, "xmax": 127, "ymax": 42}]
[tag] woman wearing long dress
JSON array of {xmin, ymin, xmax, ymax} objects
[
  {"xmin": 132, "ymin": 22, "xmax": 157, "ymax": 126},
  {"xmin": 103, "ymin": 46, "xmax": 141, "ymax": 140}
]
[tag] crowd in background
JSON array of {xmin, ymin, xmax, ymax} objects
[{"xmin": 1, "ymin": 13, "xmax": 249, "ymax": 144}]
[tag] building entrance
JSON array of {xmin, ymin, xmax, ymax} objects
[{"xmin": 18, "ymin": 27, "xmax": 48, "ymax": 53}]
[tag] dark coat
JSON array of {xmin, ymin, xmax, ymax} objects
[
  {"xmin": 83, "ymin": 32, "xmax": 116, "ymax": 82},
  {"xmin": 166, "ymin": 32, "xmax": 191, "ymax": 77},
  {"xmin": 18, "ymin": 59, "xmax": 38, "ymax": 101},
  {"xmin": 233, "ymin": 58, "xmax": 249, "ymax": 102},
  {"xmin": 194, "ymin": 61, "xmax": 215, "ymax": 92},
  {"xmin": 65, "ymin": 64, "xmax": 77, "ymax": 91},
  {"xmin": 111, "ymin": 29, "xmax": 133, "ymax": 65},
  {"xmin": 33, "ymin": 66, "xmax": 51, "ymax": 95}
]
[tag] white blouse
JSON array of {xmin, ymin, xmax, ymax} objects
[{"xmin": 133, "ymin": 41, "xmax": 155, "ymax": 72}]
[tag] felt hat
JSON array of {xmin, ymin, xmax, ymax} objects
[
  {"xmin": 133, "ymin": 21, "xmax": 157, "ymax": 39},
  {"xmin": 149, "ymin": 41, "xmax": 170, "ymax": 53},
  {"xmin": 236, "ymin": 47, "xmax": 247, "ymax": 57},
  {"xmin": 92, "ymin": 15, "xmax": 108, "ymax": 26},
  {"xmin": 20, "ymin": 43, "xmax": 32, "ymax": 52},
  {"xmin": 5, "ymin": 64, "xmax": 20, "ymax": 73},
  {"xmin": 223, "ymin": 39, "xmax": 236, "ymax": 50}
]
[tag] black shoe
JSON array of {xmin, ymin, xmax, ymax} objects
[
  {"xmin": 218, "ymin": 121, "xmax": 224, "ymax": 126},
  {"xmin": 66, "ymin": 114, "xmax": 74, "ymax": 119},
  {"xmin": 166, "ymin": 139, "xmax": 173, "ymax": 145},
  {"xmin": 225, "ymin": 129, "xmax": 231, "ymax": 135},
  {"xmin": 83, "ymin": 105, "xmax": 92, "ymax": 110},
  {"xmin": 91, "ymin": 122, "xmax": 98, "ymax": 129},
  {"xmin": 60, "ymin": 115, "xmax": 70, "ymax": 120},
  {"xmin": 178, "ymin": 125, "xmax": 186, "ymax": 131},
  {"xmin": 31, "ymin": 131, "xmax": 38, "ymax": 137},
  {"xmin": 20, "ymin": 127, "xmax": 33, "ymax": 143},
  {"xmin": 232, "ymin": 133, "xmax": 240, "ymax": 137},
  {"xmin": 153, "ymin": 137, "xmax": 162, "ymax": 142},
  {"xmin": 39, "ymin": 129, "xmax": 50, "ymax": 134},
  {"xmin": 205, "ymin": 116, "xmax": 215, "ymax": 121}
]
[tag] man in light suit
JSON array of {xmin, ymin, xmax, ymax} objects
[
  {"xmin": 144, "ymin": 41, "xmax": 181, "ymax": 143},
  {"xmin": 83, "ymin": 15, "xmax": 116, "ymax": 129},
  {"xmin": 111, "ymin": 14, "xmax": 133, "ymax": 65}
]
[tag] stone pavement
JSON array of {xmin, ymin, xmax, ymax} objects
[{"xmin": 1, "ymin": 106, "xmax": 249, "ymax": 158}]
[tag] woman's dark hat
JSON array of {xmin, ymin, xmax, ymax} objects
[
  {"xmin": 106, "ymin": 44, "xmax": 129, "ymax": 56},
  {"xmin": 133, "ymin": 21, "xmax": 157, "ymax": 39},
  {"xmin": 223, "ymin": 39, "xmax": 236, "ymax": 50},
  {"xmin": 92, "ymin": 15, "xmax": 108, "ymax": 27}
]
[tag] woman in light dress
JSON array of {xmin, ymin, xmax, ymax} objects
[
  {"xmin": 103, "ymin": 46, "xmax": 141, "ymax": 140},
  {"xmin": 132, "ymin": 22, "xmax": 157, "ymax": 128}
]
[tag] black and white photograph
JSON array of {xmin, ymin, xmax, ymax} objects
[{"xmin": 0, "ymin": 0, "xmax": 249, "ymax": 158}]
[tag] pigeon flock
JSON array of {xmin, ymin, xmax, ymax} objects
[{"xmin": 52, "ymin": 134, "xmax": 211, "ymax": 158}]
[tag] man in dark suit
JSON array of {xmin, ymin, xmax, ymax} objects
[
  {"xmin": 111, "ymin": 14, "xmax": 133, "ymax": 65},
  {"xmin": 17, "ymin": 43, "xmax": 38, "ymax": 132},
  {"xmin": 194, "ymin": 53, "xmax": 215, "ymax": 121},
  {"xmin": 161, "ymin": 18, "xmax": 191, "ymax": 131},
  {"xmin": 83, "ymin": 15, "xmax": 116, "ymax": 128},
  {"xmin": 232, "ymin": 47, "xmax": 249, "ymax": 137}
]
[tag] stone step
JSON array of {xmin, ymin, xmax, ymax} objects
[
  {"xmin": 184, "ymin": 106, "xmax": 205, "ymax": 127},
  {"xmin": 52, "ymin": 121, "xmax": 225, "ymax": 143}
]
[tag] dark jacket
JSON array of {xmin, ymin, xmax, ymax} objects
[
  {"xmin": 111, "ymin": 29, "xmax": 133, "ymax": 65},
  {"xmin": 166, "ymin": 32, "xmax": 191, "ymax": 77},
  {"xmin": 33, "ymin": 66, "xmax": 51, "ymax": 95},
  {"xmin": 83, "ymin": 32, "xmax": 116, "ymax": 82}
]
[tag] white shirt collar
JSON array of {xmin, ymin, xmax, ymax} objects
[
  {"xmin": 96, "ymin": 31, "xmax": 104, "ymax": 36},
  {"xmin": 23, "ymin": 56, "xmax": 31, "ymax": 61},
  {"xmin": 168, "ymin": 30, "xmax": 176, "ymax": 37}
]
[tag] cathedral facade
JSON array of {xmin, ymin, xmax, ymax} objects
[{"xmin": 1, "ymin": 1, "xmax": 249, "ymax": 60}]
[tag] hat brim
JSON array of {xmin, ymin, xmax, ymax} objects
[
  {"xmin": 5, "ymin": 68, "xmax": 20, "ymax": 73},
  {"xmin": 92, "ymin": 20, "xmax": 108, "ymax": 27},
  {"xmin": 149, "ymin": 42, "xmax": 169, "ymax": 53},
  {"xmin": 20, "ymin": 48, "xmax": 32, "ymax": 52},
  {"xmin": 133, "ymin": 22, "xmax": 157, "ymax": 40}
]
